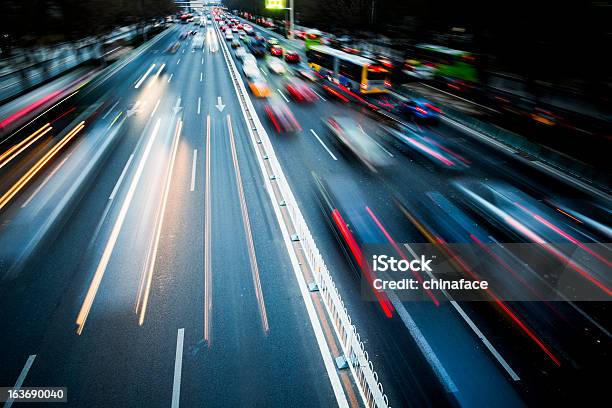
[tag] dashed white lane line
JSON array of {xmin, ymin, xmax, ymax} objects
[
  {"xmin": 259, "ymin": 67, "xmax": 268, "ymax": 77},
  {"xmin": 402, "ymin": 243, "xmax": 520, "ymax": 382},
  {"xmin": 310, "ymin": 129, "xmax": 337, "ymax": 160},
  {"xmin": 277, "ymin": 88, "xmax": 289, "ymax": 103},
  {"xmin": 4, "ymin": 355, "xmax": 36, "ymax": 408},
  {"xmin": 168, "ymin": 73, "xmax": 173, "ymax": 83},
  {"xmin": 109, "ymin": 154, "xmax": 134, "ymax": 200},
  {"xmin": 190, "ymin": 149, "xmax": 197, "ymax": 191},
  {"xmin": 134, "ymin": 64, "xmax": 156, "ymax": 88},
  {"xmin": 312, "ymin": 89, "xmax": 326, "ymax": 102},
  {"xmin": 201, "ymin": 57, "xmax": 204, "ymax": 64},
  {"xmin": 200, "ymin": 72, "xmax": 203, "ymax": 82},
  {"xmin": 150, "ymin": 98, "xmax": 161, "ymax": 117},
  {"xmin": 171, "ymin": 328, "xmax": 184, "ymax": 408},
  {"xmin": 102, "ymin": 100, "xmax": 120, "ymax": 119},
  {"xmin": 197, "ymin": 97, "xmax": 201, "ymax": 115},
  {"xmin": 176, "ymin": 58, "xmax": 181, "ymax": 65}
]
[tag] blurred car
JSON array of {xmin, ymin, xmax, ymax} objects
[
  {"xmin": 297, "ymin": 68, "xmax": 318, "ymax": 82},
  {"xmin": 242, "ymin": 53, "xmax": 257, "ymax": 64},
  {"xmin": 192, "ymin": 34, "xmax": 205, "ymax": 49},
  {"xmin": 270, "ymin": 45, "xmax": 283, "ymax": 57},
  {"xmin": 166, "ymin": 41, "xmax": 180, "ymax": 53},
  {"xmin": 190, "ymin": 29, "xmax": 198, "ymax": 35},
  {"xmin": 248, "ymin": 78, "xmax": 271, "ymax": 98},
  {"xmin": 325, "ymin": 116, "xmax": 390, "ymax": 172},
  {"xmin": 267, "ymin": 38, "xmax": 279, "ymax": 49},
  {"xmin": 231, "ymin": 40, "xmax": 241, "ymax": 48},
  {"xmin": 285, "ymin": 78, "xmax": 317, "ymax": 103},
  {"xmin": 179, "ymin": 31, "xmax": 189, "ymax": 40},
  {"xmin": 397, "ymin": 99, "xmax": 440, "ymax": 122},
  {"xmin": 235, "ymin": 47, "xmax": 247, "ymax": 59},
  {"xmin": 225, "ymin": 32, "xmax": 234, "ymax": 41},
  {"xmin": 243, "ymin": 60, "xmax": 260, "ymax": 78},
  {"xmin": 284, "ymin": 51, "xmax": 300, "ymax": 63},
  {"xmin": 266, "ymin": 58, "xmax": 286, "ymax": 74},
  {"xmin": 247, "ymin": 41, "xmax": 266, "ymax": 57},
  {"xmin": 239, "ymin": 34, "xmax": 248, "ymax": 42},
  {"xmin": 265, "ymin": 100, "xmax": 301, "ymax": 133}
]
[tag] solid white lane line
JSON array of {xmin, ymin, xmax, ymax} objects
[
  {"xmin": 277, "ymin": 88, "xmax": 289, "ymax": 103},
  {"xmin": 227, "ymin": 114, "xmax": 269, "ymax": 333},
  {"xmin": 134, "ymin": 64, "xmax": 156, "ymax": 88},
  {"xmin": 109, "ymin": 154, "xmax": 134, "ymax": 200},
  {"xmin": 259, "ymin": 67, "xmax": 267, "ymax": 77},
  {"xmin": 75, "ymin": 119, "xmax": 161, "ymax": 335},
  {"xmin": 21, "ymin": 149, "xmax": 75, "ymax": 208},
  {"xmin": 310, "ymin": 129, "xmax": 337, "ymax": 160},
  {"xmin": 200, "ymin": 72, "xmax": 203, "ymax": 82},
  {"xmin": 190, "ymin": 149, "xmax": 197, "ymax": 191},
  {"xmin": 204, "ymin": 115, "xmax": 212, "ymax": 342},
  {"xmin": 150, "ymin": 99, "xmax": 161, "ymax": 117},
  {"xmin": 138, "ymin": 119, "xmax": 182, "ymax": 325},
  {"xmin": 197, "ymin": 97, "xmax": 201, "ymax": 115},
  {"xmin": 4, "ymin": 355, "xmax": 36, "ymax": 408},
  {"xmin": 171, "ymin": 328, "xmax": 185, "ymax": 408},
  {"xmin": 168, "ymin": 73, "xmax": 173, "ymax": 83},
  {"xmin": 102, "ymin": 100, "xmax": 120, "ymax": 119},
  {"xmin": 402, "ymin": 243, "xmax": 520, "ymax": 382}
]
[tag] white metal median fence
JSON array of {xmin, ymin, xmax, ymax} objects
[{"xmin": 217, "ymin": 24, "xmax": 390, "ymax": 408}]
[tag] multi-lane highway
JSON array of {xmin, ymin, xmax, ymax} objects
[{"xmin": 0, "ymin": 15, "xmax": 610, "ymax": 408}]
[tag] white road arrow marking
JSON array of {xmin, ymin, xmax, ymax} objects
[{"xmin": 215, "ymin": 96, "xmax": 225, "ymax": 112}]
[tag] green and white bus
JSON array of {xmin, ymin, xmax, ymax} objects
[{"xmin": 404, "ymin": 44, "xmax": 477, "ymax": 83}]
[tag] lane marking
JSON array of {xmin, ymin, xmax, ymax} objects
[
  {"xmin": 102, "ymin": 100, "xmax": 120, "ymax": 119},
  {"xmin": 259, "ymin": 67, "xmax": 268, "ymax": 77},
  {"xmin": 148, "ymin": 63, "xmax": 165, "ymax": 87},
  {"xmin": 277, "ymin": 88, "xmax": 289, "ymax": 103},
  {"xmin": 75, "ymin": 119, "xmax": 161, "ymax": 334},
  {"xmin": 150, "ymin": 98, "xmax": 161, "ymax": 117},
  {"xmin": 204, "ymin": 114, "xmax": 212, "ymax": 342},
  {"xmin": 190, "ymin": 149, "xmax": 197, "ymax": 191},
  {"xmin": 137, "ymin": 119, "xmax": 182, "ymax": 326},
  {"xmin": 200, "ymin": 72, "xmax": 203, "ymax": 82},
  {"xmin": 134, "ymin": 64, "xmax": 156, "ymax": 88},
  {"xmin": 21, "ymin": 149, "xmax": 75, "ymax": 208},
  {"xmin": 4, "ymin": 355, "xmax": 36, "ymax": 408},
  {"xmin": 312, "ymin": 90, "xmax": 326, "ymax": 102},
  {"xmin": 227, "ymin": 114, "xmax": 269, "ymax": 333},
  {"xmin": 201, "ymin": 57, "xmax": 204, "ymax": 64},
  {"xmin": 403, "ymin": 243, "xmax": 520, "ymax": 382},
  {"xmin": 310, "ymin": 129, "xmax": 337, "ymax": 160},
  {"xmin": 217, "ymin": 26, "xmax": 349, "ymax": 406},
  {"xmin": 171, "ymin": 328, "xmax": 185, "ymax": 408},
  {"xmin": 176, "ymin": 58, "xmax": 181, "ymax": 65},
  {"xmin": 109, "ymin": 154, "xmax": 134, "ymax": 200},
  {"xmin": 168, "ymin": 73, "xmax": 173, "ymax": 83},
  {"xmin": 197, "ymin": 97, "xmax": 201, "ymax": 115}
]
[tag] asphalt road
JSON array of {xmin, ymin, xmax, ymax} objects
[{"xmin": 0, "ymin": 18, "xmax": 609, "ymax": 408}]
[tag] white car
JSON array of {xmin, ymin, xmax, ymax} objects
[
  {"xmin": 225, "ymin": 32, "xmax": 234, "ymax": 41},
  {"xmin": 266, "ymin": 58, "xmax": 286, "ymax": 75},
  {"xmin": 192, "ymin": 34, "xmax": 205, "ymax": 49},
  {"xmin": 235, "ymin": 47, "xmax": 247, "ymax": 59},
  {"xmin": 243, "ymin": 54, "xmax": 257, "ymax": 64},
  {"xmin": 243, "ymin": 60, "xmax": 260, "ymax": 79}
]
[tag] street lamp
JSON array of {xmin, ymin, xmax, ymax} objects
[{"xmin": 265, "ymin": 0, "xmax": 295, "ymax": 40}]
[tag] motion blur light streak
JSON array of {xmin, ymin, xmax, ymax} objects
[
  {"xmin": 0, "ymin": 123, "xmax": 52, "ymax": 170},
  {"xmin": 0, "ymin": 121, "xmax": 83, "ymax": 211}
]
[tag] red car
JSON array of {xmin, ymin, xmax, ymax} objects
[
  {"xmin": 284, "ymin": 51, "xmax": 300, "ymax": 63},
  {"xmin": 285, "ymin": 78, "xmax": 317, "ymax": 103},
  {"xmin": 270, "ymin": 45, "xmax": 283, "ymax": 57}
]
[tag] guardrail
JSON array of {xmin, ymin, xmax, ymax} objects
[
  {"xmin": 217, "ymin": 24, "xmax": 390, "ymax": 408},
  {"xmin": 400, "ymin": 88, "xmax": 611, "ymax": 194}
]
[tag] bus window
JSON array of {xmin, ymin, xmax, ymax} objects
[
  {"xmin": 339, "ymin": 60, "xmax": 362, "ymax": 82},
  {"xmin": 308, "ymin": 50, "xmax": 334, "ymax": 71}
]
